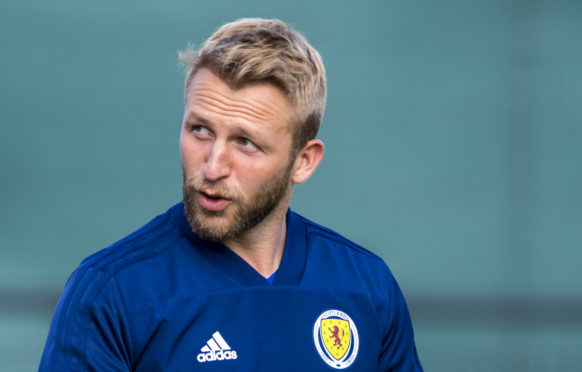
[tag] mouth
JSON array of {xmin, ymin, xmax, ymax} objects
[{"xmin": 197, "ymin": 190, "xmax": 232, "ymax": 212}]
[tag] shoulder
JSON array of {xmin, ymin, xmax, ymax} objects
[
  {"xmin": 60, "ymin": 204, "xmax": 189, "ymax": 315},
  {"xmin": 78, "ymin": 207, "xmax": 181, "ymax": 282},
  {"xmin": 293, "ymin": 212, "xmax": 397, "ymax": 295},
  {"xmin": 40, "ymin": 206, "xmax": 185, "ymax": 369},
  {"xmin": 295, "ymin": 212, "xmax": 387, "ymax": 266}
]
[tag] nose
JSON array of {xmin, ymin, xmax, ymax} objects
[{"xmin": 202, "ymin": 141, "xmax": 231, "ymax": 181}]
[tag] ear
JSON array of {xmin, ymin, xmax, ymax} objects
[{"xmin": 291, "ymin": 139, "xmax": 325, "ymax": 184}]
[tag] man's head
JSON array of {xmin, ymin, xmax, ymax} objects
[
  {"xmin": 179, "ymin": 18, "xmax": 326, "ymax": 157},
  {"xmin": 179, "ymin": 19, "xmax": 326, "ymax": 243}
]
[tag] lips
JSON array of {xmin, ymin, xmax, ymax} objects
[{"xmin": 197, "ymin": 190, "xmax": 232, "ymax": 212}]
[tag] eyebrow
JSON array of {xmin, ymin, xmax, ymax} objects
[
  {"xmin": 185, "ymin": 113, "xmax": 210, "ymax": 126},
  {"xmin": 185, "ymin": 113, "xmax": 262, "ymax": 141}
]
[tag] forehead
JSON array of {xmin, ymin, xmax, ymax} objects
[{"xmin": 185, "ymin": 68, "xmax": 293, "ymax": 132}]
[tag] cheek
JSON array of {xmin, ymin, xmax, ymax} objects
[
  {"xmin": 180, "ymin": 137, "xmax": 202, "ymax": 166},
  {"xmin": 236, "ymin": 162, "xmax": 285, "ymax": 190}
]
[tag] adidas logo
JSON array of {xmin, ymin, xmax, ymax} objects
[{"xmin": 196, "ymin": 331, "xmax": 238, "ymax": 363}]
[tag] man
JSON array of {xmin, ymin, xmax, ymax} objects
[{"xmin": 39, "ymin": 18, "xmax": 422, "ymax": 371}]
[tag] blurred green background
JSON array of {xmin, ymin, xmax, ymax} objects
[{"xmin": 1, "ymin": 0, "xmax": 581, "ymax": 370}]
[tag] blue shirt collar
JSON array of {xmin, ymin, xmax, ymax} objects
[{"xmin": 169, "ymin": 201, "xmax": 307, "ymax": 287}]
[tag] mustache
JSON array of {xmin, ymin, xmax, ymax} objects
[{"xmin": 184, "ymin": 177, "xmax": 239, "ymax": 200}]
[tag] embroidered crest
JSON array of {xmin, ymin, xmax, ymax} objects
[{"xmin": 313, "ymin": 310, "xmax": 359, "ymax": 369}]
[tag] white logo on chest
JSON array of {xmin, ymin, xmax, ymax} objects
[{"xmin": 197, "ymin": 331, "xmax": 238, "ymax": 363}]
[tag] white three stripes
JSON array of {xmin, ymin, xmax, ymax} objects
[{"xmin": 200, "ymin": 331, "xmax": 231, "ymax": 352}]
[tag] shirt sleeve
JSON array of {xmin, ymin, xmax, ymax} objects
[
  {"xmin": 378, "ymin": 273, "xmax": 423, "ymax": 371},
  {"xmin": 39, "ymin": 267, "xmax": 133, "ymax": 371}
]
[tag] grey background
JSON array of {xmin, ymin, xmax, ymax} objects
[{"xmin": 1, "ymin": 0, "xmax": 581, "ymax": 370}]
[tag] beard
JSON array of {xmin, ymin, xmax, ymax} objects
[{"xmin": 182, "ymin": 162, "xmax": 293, "ymax": 242}]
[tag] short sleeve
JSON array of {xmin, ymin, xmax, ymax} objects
[
  {"xmin": 378, "ymin": 275, "xmax": 423, "ymax": 371},
  {"xmin": 39, "ymin": 267, "xmax": 133, "ymax": 371}
]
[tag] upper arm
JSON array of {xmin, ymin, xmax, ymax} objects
[
  {"xmin": 39, "ymin": 269, "xmax": 133, "ymax": 371},
  {"xmin": 378, "ymin": 274, "xmax": 423, "ymax": 371}
]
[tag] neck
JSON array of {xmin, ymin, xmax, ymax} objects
[{"xmin": 223, "ymin": 195, "xmax": 290, "ymax": 278}]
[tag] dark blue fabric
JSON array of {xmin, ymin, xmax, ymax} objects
[{"xmin": 39, "ymin": 202, "xmax": 422, "ymax": 371}]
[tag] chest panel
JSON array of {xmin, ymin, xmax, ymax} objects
[{"xmin": 132, "ymin": 288, "xmax": 381, "ymax": 371}]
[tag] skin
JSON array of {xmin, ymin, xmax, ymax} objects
[{"xmin": 180, "ymin": 68, "xmax": 324, "ymax": 278}]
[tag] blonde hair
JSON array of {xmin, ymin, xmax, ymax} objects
[{"xmin": 179, "ymin": 18, "xmax": 326, "ymax": 155}]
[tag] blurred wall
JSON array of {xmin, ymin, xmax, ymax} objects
[{"xmin": 1, "ymin": 0, "xmax": 581, "ymax": 370}]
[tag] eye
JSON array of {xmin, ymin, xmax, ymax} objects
[
  {"xmin": 189, "ymin": 125, "xmax": 212, "ymax": 139},
  {"xmin": 237, "ymin": 137, "xmax": 259, "ymax": 152}
]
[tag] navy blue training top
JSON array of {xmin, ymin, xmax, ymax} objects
[{"xmin": 39, "ymin": 202, "xmax": 422, "ymax": 371}]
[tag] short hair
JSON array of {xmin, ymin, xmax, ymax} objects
[{"xmin": 179, "ymin": 18, "xmax": 326, "ymax": 156}]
